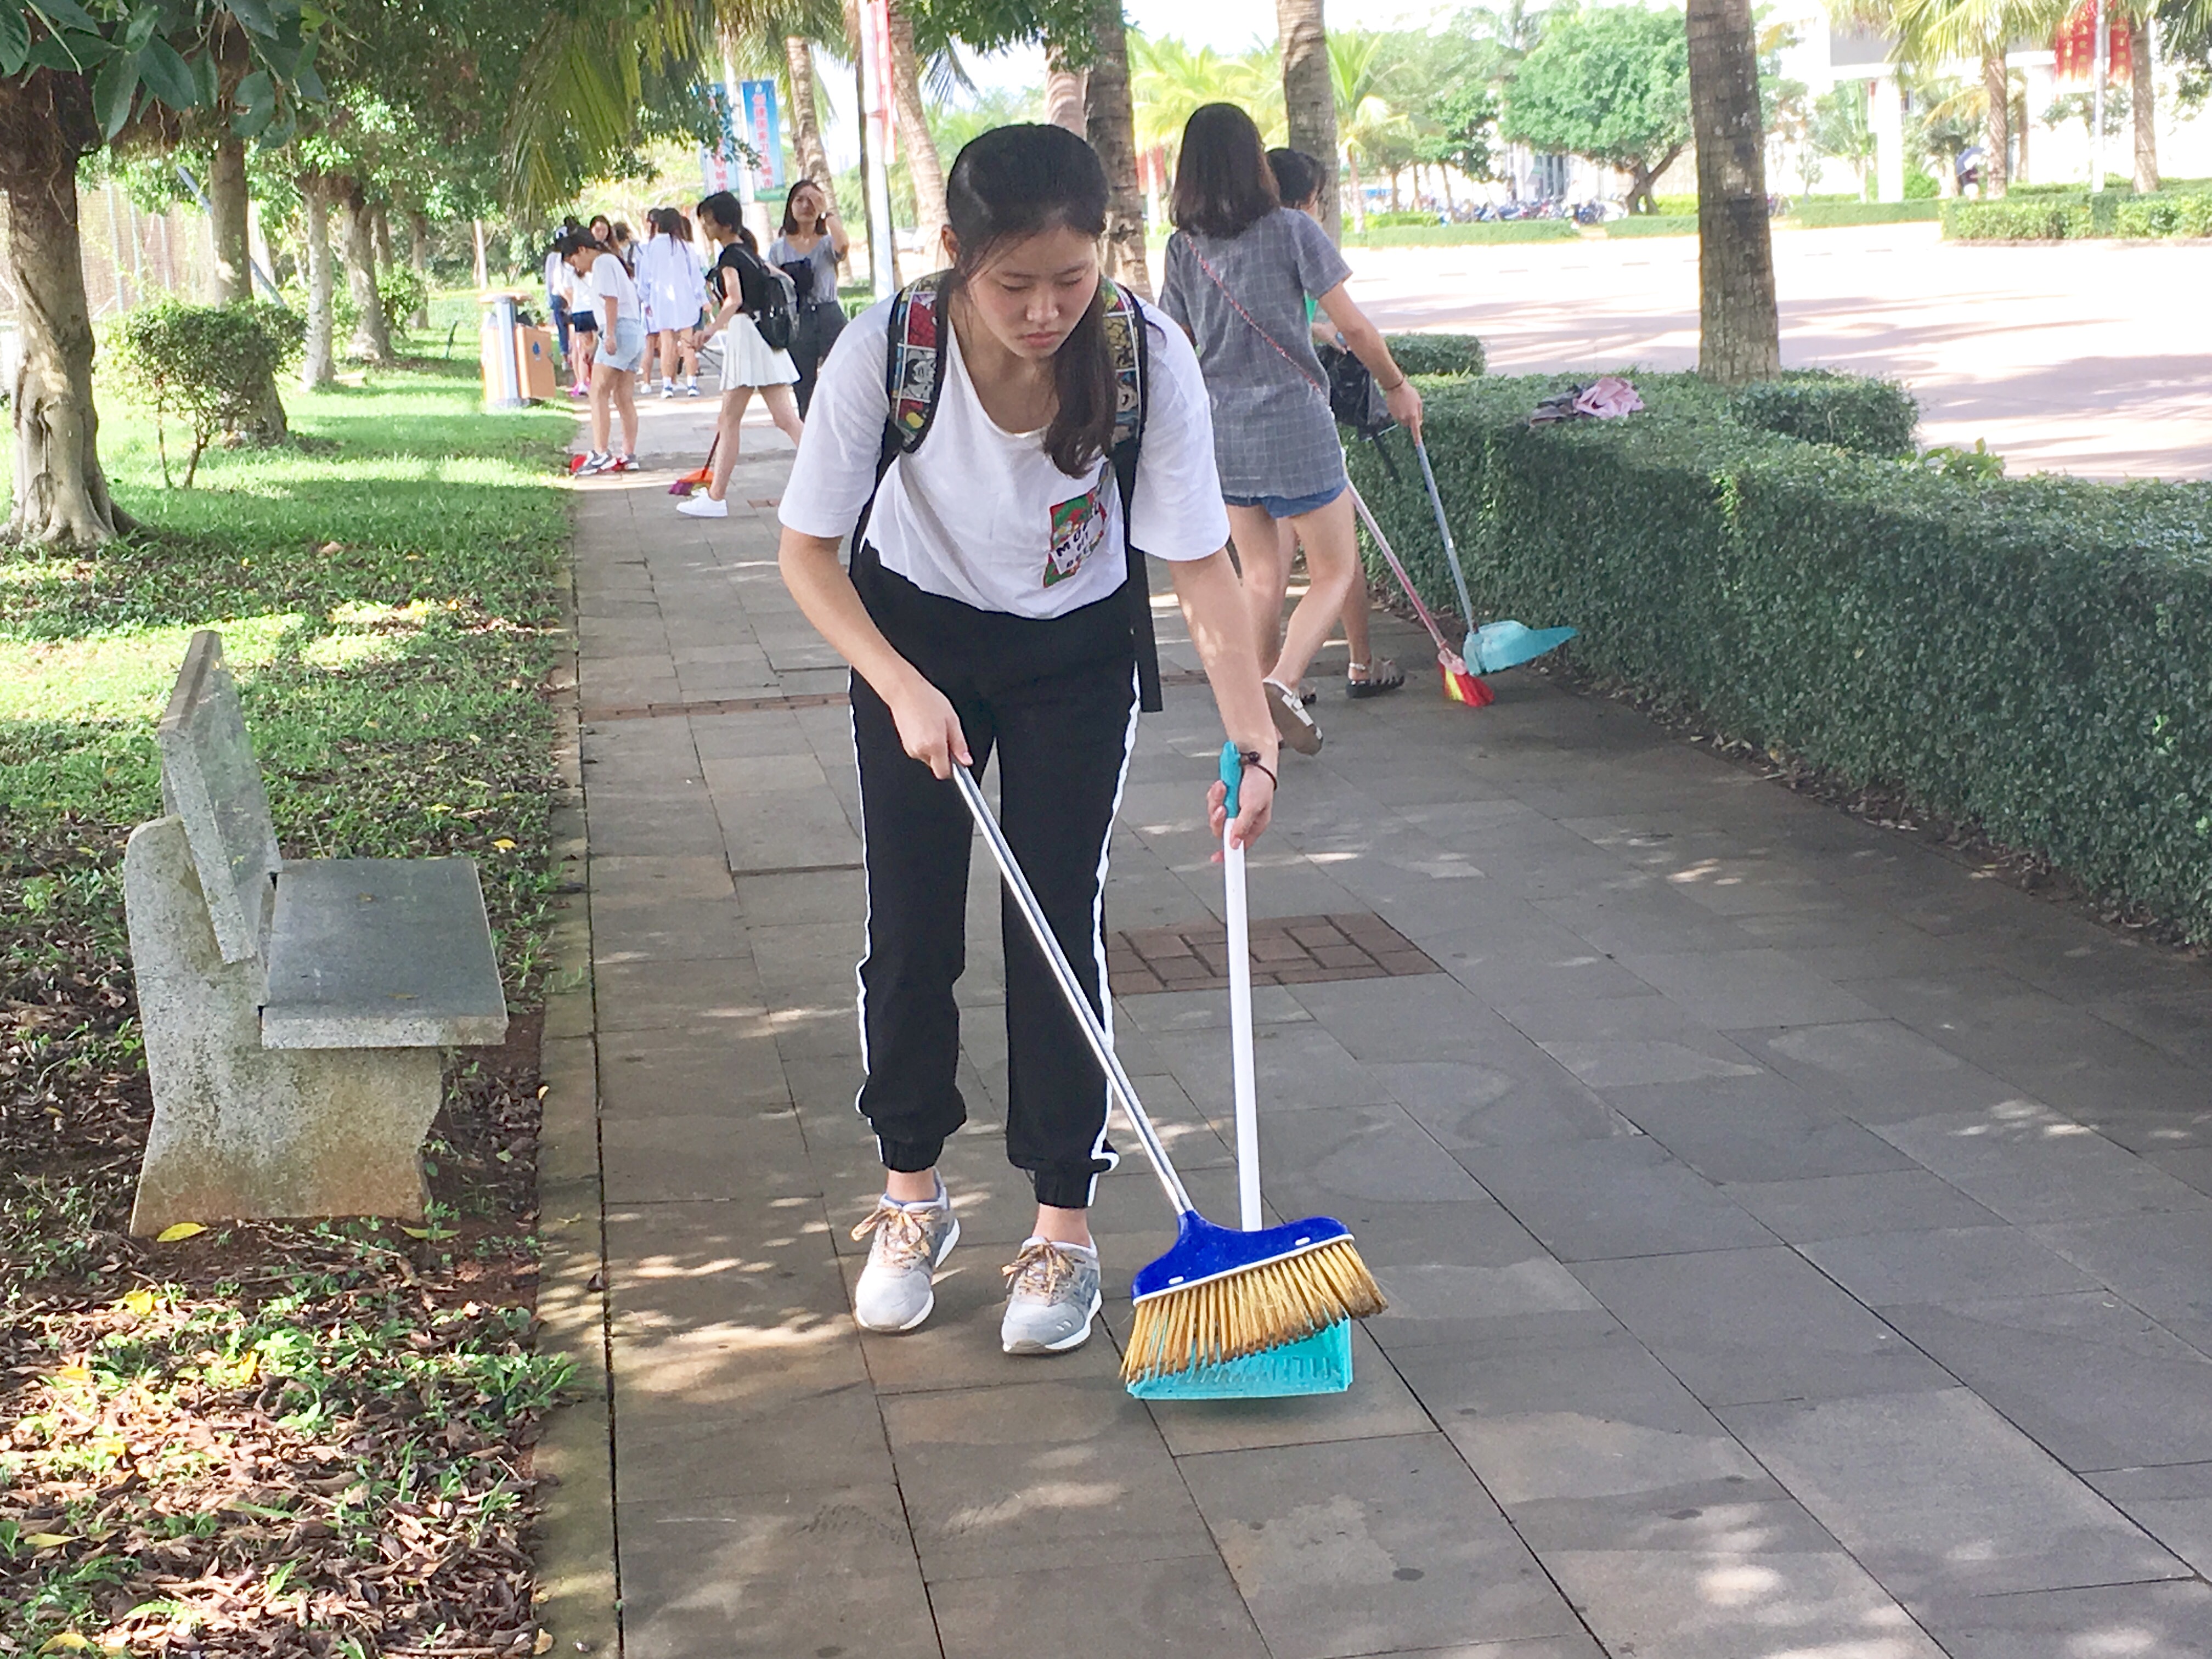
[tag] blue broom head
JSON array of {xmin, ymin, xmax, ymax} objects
[
  {"xmin": 1130, "ymin": 1210, "xmax": 1355, "ymax": 1302},
  {"xmin": 1128, "ymin": 1319, "xmax": 1353, "ymax": 1400},
  {"xmin": 1466, "ymin": 620, "xmax": 1578, "ymax": 675}
]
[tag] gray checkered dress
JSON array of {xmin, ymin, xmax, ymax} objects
[{"xmin": 1158, "ymin": 208, "xmax": 1354, "ymax": 501}]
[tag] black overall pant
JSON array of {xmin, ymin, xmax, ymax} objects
[{"xmin": 850, "ymin": 553, "xmax": 1135, "ymax": 1210}]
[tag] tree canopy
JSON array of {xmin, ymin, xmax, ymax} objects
[{"xmin": 1500, "ymin": 3, "xmax": 1691, "ymax": 208}]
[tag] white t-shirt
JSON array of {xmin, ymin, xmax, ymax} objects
[
  {"xmin": 588, "ymin": 252, "xmax": 639, "ymax": 327},
  {"xmin": 780, "ymin": 293, "xmax": 1230, "ymax": 618},
  {"xmin": 543, "ymin": 250, "xmax": 565, "ymax": 304}
]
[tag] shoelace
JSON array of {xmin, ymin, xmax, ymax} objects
[
  {"xmin": 852, "ymin": 1201, "xmax": 938, "ymax": 1271},
  {"xmin": 1002, "ymin": 1239, "xmax": 1083, "ymax": 1300}
]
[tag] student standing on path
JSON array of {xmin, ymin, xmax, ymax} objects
[
  {"xmin": 769, "ymin": 178, "xmax": 850, "ymax": 416},
  {"xmin": 639, "ymin": 207, "xmax": 708, "ymax": 397},
  {"xmin": 1268, "ymin": 145, "xmax": 1403, "ymax": 702},
  {"xmin": 562, "ymin": 228, "xmax": 641, "ymax": 475},
  {"xmin": 679, "ymin": 195, "xmax": 805, "ymax": 520},
  {"xmin": 777, "ymin": 125, "xmax": 1278, "ymax": 1356},
  {"xmin": 1159, "ymin": 103, "xmax": 1421, "ymax": 755}
]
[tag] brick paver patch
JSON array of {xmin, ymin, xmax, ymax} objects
[{"xmin": 1106, "ymin": 912, "xmax": 1441, "ymax": 995}]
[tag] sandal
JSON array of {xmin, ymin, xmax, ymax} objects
[
  {"xmin": 1265, "ymin": 679, "xmax": 1323, "ymax": 755},
  {"xmin": 1346, "ymin": 658, "xmax": 1406, "ymax": 699}
]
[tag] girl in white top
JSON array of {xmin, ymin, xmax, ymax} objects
[
  {"xmin": 678, "ymin": 195, "xmax": 803, "ymax": 518},
  {"xmin": 638, "ymin": 208, "xmax": 708, "ymax": 397},
  {"xmin": 562, "ymin": 229, "xmax": 641, "ymax": 474},
  {"xmin": 777, "ymin": 125, "xmax": 1278, "ymax": 1357}
]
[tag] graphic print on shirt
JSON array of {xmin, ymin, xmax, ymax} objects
[{"xmin": 1045, "ymin": 476, "xmax": 1109, "ymax": 588}]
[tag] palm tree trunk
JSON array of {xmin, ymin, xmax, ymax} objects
[
  {"xmin": 340, "ymin": 180, "xmax": 393, "ymax": 366},
  {"xmin": 1045, "ymin": 46, "xmax": 1086, "ymax": 133},
  {"xmin": 1084, "ymin": 0, "xmax": 1151, "ymax": 297},
  {"xmin": 784, "ymin": 35, "xmax": 836, "ymax": 196},
  {"xmin": 300, "ymin": 176, "xmax": 337, "ymax": 390},
  {"xmin": 1982, "ymin": 47, "xmax": 2010, "ymax": 197},
  {"xmin": 1277, "ymin": 0, "xmax": 1341, "ymax": 241},
  {"xmin": 884, "ymin": 0, "xmax": 949, "ymax": 263},
  {"xmin": 208, "ymin": 134, "xmax": 253, "ymax": 303},
  {"xmin": 2, "ymin": 75, "xmax": 120, "ymax": 548},
  {"xmin": 2130, "ymin": 17, "xmax": 2158, "ymax": 192},
  {"xmin": 1344, "ymin": 148, "xmax": 1367, "ymax": 233},
  {"xmin": 1686, "ymin": 0, "xmax": 1778, "ymax": 384}
]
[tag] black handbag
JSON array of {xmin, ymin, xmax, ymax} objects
[{"xmin": 1319, "ymin": 341, "xmax": 1393, "ymax": 438}]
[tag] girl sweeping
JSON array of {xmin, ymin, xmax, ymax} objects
[
  {"xmin": 1159, "ymin": 104, "xmax": 1423, "ymax": 755},
  {"xmin": 778, "ymin": 124, "xmax": 1278, "ymax": 1356}
]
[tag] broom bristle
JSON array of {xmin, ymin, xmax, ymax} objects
[{"xmin": 1121, "ymin": 1238, "xmax": 1387, "ymax": 1385}]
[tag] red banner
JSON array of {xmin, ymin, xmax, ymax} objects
[{"xmin": 2053, "ymin": 4, "xmax": 2131, "ymax": 81}]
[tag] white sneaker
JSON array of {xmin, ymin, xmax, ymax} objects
[
  {"xmin": 678, "ymin": 495, "xmax": 729, "ymax": 518},
  {"xmin": 574, "ymin": 451, "xmax": 614, "ymax": 476},
  {"xmin": 659, "ymin": 383, "xmax": 676, "ymax": 399},
  {"xmin": 685, "ymin": 381, "xmax": 702, "ymax": 397},
  {"xmin": 851, "ymin": 1182, "xmax": 959, "ymax": 1333},
  {"xmin": 1000, "ymin": 1238, "xmax": 1102, "ymax": 1354}
]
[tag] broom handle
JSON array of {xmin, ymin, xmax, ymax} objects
[
  {"xmin": 952, "ymin": 765, "xmax": 1196, "ymax": 1219},
  {"xmin": 1413, "ymin": 438, "xmax": 1481, "ymax": 636},
  {"xmin": 1346, "ymin": 480, "xmax": 1452, "ymax": 658},
  {"xmin": 1223, "ymin": 767, "xmax": 1262, "ymax": 1232}
]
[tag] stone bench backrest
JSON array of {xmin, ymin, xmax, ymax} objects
[{"xmin": 157, "ymin": 630, "xmax": 283, "ymax": 966}]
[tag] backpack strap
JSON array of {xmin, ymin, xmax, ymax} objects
[{"xmin": 850, "ymin": 274, "xmax": 947, "ymax": 565}]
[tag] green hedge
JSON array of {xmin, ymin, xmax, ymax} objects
[
  {"xmin": 1604, "ymin": 214, "xmax": 1700, "ymax": 238},
  {"xmin": 1944, "ymin": 187, "xmax": 2212, "ymax": 240},
  {"xmin": 1788, "ymin": 200, "xmax": 1942, "ymax": 228},
  {"xmin": 1344, "ymin": 220, "xmax": 1581, "ymax": 246},
  {"xmin": 1345, "ymin": 374, "xmax": 2212, "ymax": 938},
  {"xmin": 1384, "ymin": 333, "xmax": 1486, "ymax": 377},
  {"xmin": 1728, "ymin": 370, "xmax": 1918, "ymax": 458}
]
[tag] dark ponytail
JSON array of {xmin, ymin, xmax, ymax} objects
[{"xmin": 944, "ymin": 123, "xmax": 1117, "ymax": 478}]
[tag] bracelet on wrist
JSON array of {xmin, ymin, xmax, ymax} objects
[{"xmin": 1235, "ymin": 750, "xmax": 1278, "ymax": 792}]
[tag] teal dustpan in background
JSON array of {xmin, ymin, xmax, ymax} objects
[
  {"xmin": 1131, "ymin": 746, "xmax": 1356, "ymax": 1401},
  {"xmin": 1470, "ymin": 619, "xmax": 1578, "ymax": 674},
  {"xmin": 1412, "ymin": 437, "xmax": 1578, "ymax": 680}
]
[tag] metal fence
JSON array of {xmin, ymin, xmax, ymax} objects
[{"xmin": 0, "ymin": 180, "xmax": 218, "ymax": 330}]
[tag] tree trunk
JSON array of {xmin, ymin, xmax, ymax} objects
[
  {"xmin": 408, "ymin": 210, "xmax": 432, "ymax": 329},
  {"xmin": 340, "ymin": 182, "xmax": 393, "ymax": 366},
  {"xmin": 884, "ymin": 0, "xmax": 949, "ymax": 264},
  {"xmin": 371, "ymin": 204, "xmax": 394, "ymax": 280},
  {"xmin": 2131, "ymin": 17, "xmax": 2158, "ymax": 193},
  {"xmin": 1344, "ymin": 148, "xmax": 1367, "ymax": 232},
  {"xmin": 1686, "ymin": 0, "xmax": 1779, "ymax": 385},
  {"xmin": 1045, "ymin": 45, "xmax": 1086, "ymax": 133},
  {"xmin": 300, "ymin": 176, "xmax": 337, "ymax": 389},
  {"xmin": 1982, "ymin": 47, "xmax": 2010, "ymax": 197},
  {"xmin": 783, "ymin": 35, "xmax": 836, "ymax": 196},
  {"xmin": 1084, "ymin": 0, "xmax": 1151, "ymax": 297},
  {"xmin": 2, "ymin": 77, "xmax": 120, "ymax": 548},
  {"xmin": 208, "ymin": 134, "xmax": 252, "ymax": 304},
  {"xmin": 1277, "ymin": 0, "xmax": 1341, "ymax": 241}
]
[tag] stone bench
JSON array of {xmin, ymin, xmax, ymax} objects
[{"xmin": 125, "ymin": 630, "xmax": 508, "ymax": 1235}]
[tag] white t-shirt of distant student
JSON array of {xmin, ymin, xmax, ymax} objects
[
  {"xmin": 780, "ymin": 293, "xmax": 1230, "ymax": 619},
  {"xmin": 588, "ymin": 253, "xmax": 639, "ymax": 326}
]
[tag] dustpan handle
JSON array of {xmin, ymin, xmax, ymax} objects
[
  {"xmin": 1221, "ymin": 746, "xmax": 1262, "ymax": 1231},
  {"xmin": 952, "ymin": 765, "xmax": 1195, "ymax": 1219},
  {"xmin": 1412, "ymin": 437, "xmax": 1481, "ymax": 638}
]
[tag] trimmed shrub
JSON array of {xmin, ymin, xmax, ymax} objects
[
  {"xmin": 1345, "ymin": 374, "xmax": 2212, "ymax": 938},
  {"xmin": 2115, "ymin": 192, "xmax": 2212, "ymax": 238},
  {"xmin": 1943, "ymin": 195, "xmax": 2094, "ymax": 239},
  {"xmin": 1384, "ymin": 334, "xmax": 1486, "ymax": 378},
  {"xmin": 1345, "ymin": 220, "xmax": 1582, "ymax": 246},
  {"xmin": 1363, "ymin": 210, "xmax": 1443, "ymax": 228},
  {"xmin": 1605, "ymin": 214, "xmax": 1699, "ymax": 238},
  {"xmin": 1789, "ymin": 200, "xmax": 1942, "ymax": 227},
  {"xmin": 1944, "ymin": 188, "xmax": 2212, "ymax": 240},
  {"xmin": 1728, "ymin": 370, "xmax": 1918, "ymax": 457},
  {"xmin": 105, "ymin": 300, "xmax": 304, "ymax": 486},
  {"xmin": 1651, "ymin": 194, "xmax": 1700, "ymax": 215}
]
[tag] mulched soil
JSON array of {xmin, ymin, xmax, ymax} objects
[{"xmin": 3, "ymin": 816, "xmax": 557, "ymax": 1657}]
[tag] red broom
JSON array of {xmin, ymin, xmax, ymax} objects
[
  {"xmin": 1347, "ymin": 481, "xmax": 1493, "ymax": 708},
  {"xmin": 668, "ymin": 435, "xmax": 718, "ymax": 496}
]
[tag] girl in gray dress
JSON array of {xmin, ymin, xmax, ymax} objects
[
  {"xmin": 1159, "ymin": 103, "xmax": 1422, "ymax": 755},
  {"xmin": 769, "ymin": 179, "xmax": 850, "ymax": 416}
]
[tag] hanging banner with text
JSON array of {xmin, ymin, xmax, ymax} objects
[{"xmin": 701, "ymin": 84, "xmax": 767, "ymax": 198}]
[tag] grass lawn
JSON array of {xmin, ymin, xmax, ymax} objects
[{"xmin": 2, "ymin": 338, "xmax": 580, "ymax": 1655}]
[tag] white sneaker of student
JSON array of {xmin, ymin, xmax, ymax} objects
[
  {"xmin": 851, "ymin": 1182, "xmax": 960, "ymax": 1333},
  {"xmin": 678, "ymin": 495, "xmax": 729, "ymax": 518}
]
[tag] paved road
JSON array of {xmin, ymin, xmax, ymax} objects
[
  {"xmin": 544, "ymin": 402, "xmax": 2212, "ymax": 1659},
  {"xmin": 1335, "ymin": 224, "xmax": 2212, "ymax": 482}
]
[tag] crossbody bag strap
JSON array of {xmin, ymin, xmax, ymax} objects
[{"xmin": 1183, "ymin": 239, "xmax": 1329, "ymax": 403}]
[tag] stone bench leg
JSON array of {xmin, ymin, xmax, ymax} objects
[{"xmin": 125, "ymin": 817, "xmax": 443, "ymax": 1235}]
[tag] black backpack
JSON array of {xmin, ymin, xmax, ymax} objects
[{"xmin": 725, "ymin": 244, "xmax": 797, "ymax": 352}]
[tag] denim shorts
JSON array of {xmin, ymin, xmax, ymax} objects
[
  {"xmin": 597, "ymin": 316, "xmax": 646, "ymax": 373},
  {"xmin": 1222, "ymin": 479, "xmax": 1347, "ymax": 520}
]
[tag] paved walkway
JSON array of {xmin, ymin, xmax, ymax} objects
[
  {"xmin": 555, "ymin": 402, "xmax": 2212, "ymax": 1659},
  {"xmin": 1339, "ymin": 225, "xmax": 2212, "ymax": 482}
]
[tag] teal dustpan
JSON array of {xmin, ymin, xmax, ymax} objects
[
  {"xmin": 1469, "ymin": 620, "xmax": 1578, "ymax": 674},
  {"xmin": 1129, "ymin": 1321, "xmax": 1351, "ymax": 1400},
  {"xmin": 1414, "ymin": 437, "xmax": 1577, "ymax": 682}
]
